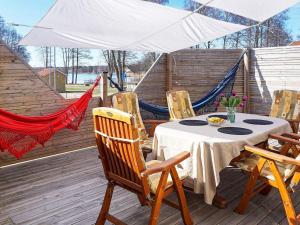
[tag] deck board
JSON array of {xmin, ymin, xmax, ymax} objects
[{"xmin": 1, "ymin": 148, "xmax": 299, "ymax": 225}]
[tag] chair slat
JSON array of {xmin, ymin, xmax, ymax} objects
[
  {"xmin": 101, "ymin": 116, "xmax": 117, "ymax": 174},
  {"xmin": 121, "ymin": 121, "xmax": 136, "ymax": 182},
  {"xmin": 113, "ymin": 119, "xmax": 127, "ymax": 178}
]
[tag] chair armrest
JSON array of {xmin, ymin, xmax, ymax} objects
[
  {"xmin": 244, "ymin": 145, "xmax": 300, "ymax": 167},
  {"xmin": 269, "ymin": 134, "xmax": 300, "ymax": 146},
  {"xmin": 141, "ymin": 151, "xmax": 190, "ymax": 176},
  {"xmin": 281, "ymin": 133, "xmax": 300, "ymax": 140}
]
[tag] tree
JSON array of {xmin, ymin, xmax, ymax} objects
[
  {"xmin": 0, "ymin": 16, "xmax": 30, "ymax": 61},
  {"xmin": 128, "ymin": 53, "xmax": 159, "ymax": 73},
  {"xmin": 102, "ymin": 50, "xmax": 138, "ymax": 90},
  {"xmin": 61, "ymin": 48, "xmax": 72, "ymax": 75},
  {"xmin": 74, "ymin": 48, "xmax": 93, "ymax": 83},
  {"xmin": 183, "ymin": 0, "xmax": 292, "ymax": 49}
]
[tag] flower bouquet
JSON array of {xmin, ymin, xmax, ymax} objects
[{"xmin": 215, "ymin": 91, "xmax": 248, "ymax": 123}]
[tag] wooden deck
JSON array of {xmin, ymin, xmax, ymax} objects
[{"xmin": 0, "ymin": 148, "xmax": 299, "ymax": 225}]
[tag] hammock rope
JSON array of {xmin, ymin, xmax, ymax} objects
[{"xmin": 0, "ymin": 76, "xmax": 101, "ymax": 159}]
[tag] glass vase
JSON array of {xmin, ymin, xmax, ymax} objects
[{"xmin": 226, "ymin": 107, "xmax": 236, "ymax": 123}]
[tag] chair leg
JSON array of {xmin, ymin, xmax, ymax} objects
[
  {"xmin": 137, "ymin": 193, "xmax": 148, "ymax": 206},
  {"xmin": 268, "ymin": 161, "xmax": 297, "ymax": 225},
  {"xmin": 149, "ymin": 170, "xmax": 169, "ymax": 225},
  {"xmin": 96, "ymin": 181, "xmax": 114, "ymax": 225},
  {"xmin": 235, "ymin": 159, "xmax": 266, "ymax": 214},
  {"xmin": 170, "ymin": 167, "xmax": 193, "ymax": 225}
]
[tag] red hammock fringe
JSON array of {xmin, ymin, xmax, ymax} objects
[{"xmin": 0, "ymin": 76, "xmax": 101, "ymax": 159}]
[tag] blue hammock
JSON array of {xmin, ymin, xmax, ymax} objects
[
  {"xmin": 138, "ymin": 51, "xmax": 245, "ymax": 116},
  {"xmin": 108, "ymin": 51, "xmax": 245, "ymax": 116}
]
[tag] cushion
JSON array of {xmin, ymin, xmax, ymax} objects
[
  {"xmin": 167, "ymin": 90, "xmax": 195, "ymax": 120},
  {"xmin": 112, "ymin": 92, "xmax": 146, "ymax": 132},
  {"xmin": 145, "ymin": 160, "xmax": 188, "ymax": 193},
  {"xmin": 234, "ymin": 154, "xmax": 300, "ymax": 181},
  {"xmin": 270, "ymin": 90, "xmax": 300, "ymax": 120}
]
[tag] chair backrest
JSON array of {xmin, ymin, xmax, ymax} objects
[
  {"xmin": 166, "ymin": 90, "xmax": 195, "ymax": 120},
  {"xmin": 111, "ymin": 92, "xmax": 148, "ymax": 140},
  {"xmin": 270, "ymin": 90, "xmax": 300, "ymax": 121},
  {"xmin": 93, "ymin": 107, "xmax": 146, "ymax": 191}
]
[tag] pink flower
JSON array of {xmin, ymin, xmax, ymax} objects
[
  {"xmin": 242, "ymin": 96, "xmax": 248, "ymax": 101},
  {"xmin": 239, "ymin": 103, "xmax": 244, "ymax": 108},
  {"xmin": 220, "ymin": 93, "xmax": 225, "ymax": 97},
  {"xmin": 231, "ymin": 91, "xmax": 237, "ymax": 96}
]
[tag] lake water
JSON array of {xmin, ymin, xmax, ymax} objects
[
  {"xmin": 67, "ymin": 73, "xmax": 120, "ymax": 84},
  {"xmin": 67, "ymin": 73, "xmax": 99, "ymax": 84}
]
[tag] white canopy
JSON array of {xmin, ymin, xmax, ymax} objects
[
  {"xmin": 194, "ymin": 0, "xmax": 300, "ymax": 22},
  {"xmin": 20, "ymin": 0, "xmax": 246, "ymax": 53}
]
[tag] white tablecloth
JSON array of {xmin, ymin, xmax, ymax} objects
[{"xmin": 153, "ymin": 112, "xmax": 292, "ymax": 204}]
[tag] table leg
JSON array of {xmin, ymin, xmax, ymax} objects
[{"xmin": 213, "ymin": 193, "xmax": 228, "ymax": 209}]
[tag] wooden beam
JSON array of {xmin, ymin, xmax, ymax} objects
[
  {"xmin": 100, "ymin": 72, "xmax": 108, "ymax": 106},
  {"xmin": 243, "ymin": 49, "xmax": 250, "ymax": 113},
  {"xmin": 166, "ymin": 53, "xmax": 173, "ymax": 91}
]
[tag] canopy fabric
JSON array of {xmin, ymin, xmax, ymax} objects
[
  {"xmin": 20, "ymin": 0, "xmax": 247, "ymax": 53},
  {"xmin": 194, "ymin": 0, "xmax": 300, "ymax": 22},
  {"xmin": 0, "ymin": 77, "xmax": 100, "ymax": 159}
]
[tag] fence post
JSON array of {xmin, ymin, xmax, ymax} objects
[
  {"xmin": 99, "ymin": 72, "xmax": 108, "ymax": 106},
  {"xmin": 243, "ymin": 48, "xmax": 251, "ymax": 113},
  {"xmin": 166, "ymin": 53, "xmax": 173, "ymax": 91}
]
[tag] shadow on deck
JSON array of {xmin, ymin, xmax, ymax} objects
[{"xmin": 0, "ymin": 148, "xmax": 298, "ymax": 225}]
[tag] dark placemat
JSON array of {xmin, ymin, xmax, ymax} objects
[
  {"xmin": 218, "ymin": 127, "xmax": 253, "ymax": 135},
  {"xmin": 208, "ymin": 114, "xmax": 228, "ymax": 120},
  {"xmin": 179, "ymin": 120, "xmax": 208, "ymax": 126},
  {"xmin": 243, "ymin": 119, "xmax": 273, "ymax": 125}
]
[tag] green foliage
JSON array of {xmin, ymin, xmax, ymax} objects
[{"xmin": 221, "ymin": 96, "xmax": 241, "ymax": 107}]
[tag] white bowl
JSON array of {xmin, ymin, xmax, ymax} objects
[{"xmin": 207, "ymin": 117, "xmax": 226, "ymax": 126}]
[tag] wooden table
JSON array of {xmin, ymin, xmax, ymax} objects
[{"xmin": 153, "ymin": 112, "xmax": 292, "ymax": 206}]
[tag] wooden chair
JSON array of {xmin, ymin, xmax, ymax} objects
[
  {"xmin": 270, "ymin": 90, "xmax": 300, "ymax": 133},
  {"xmin": 166, "ymin": 90, "xmax": 195, "ymax": 121},
  {"xmin": 112, "ymin": 92, "xmax": 167, "ymax": 159},
  {"xmin": 268, "ymin": 90, "xmax": 300, "ymax": 153},
  {"xmin": 234, "ymin": 137, "xmax": 300, "ymax": 225},
  {"xmin": 93, "ymin": 107, "xmax": 193, "ymax": 225}
]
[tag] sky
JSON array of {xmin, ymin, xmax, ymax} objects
[{"xmin": 0, "ymin": 0, "xmax": 300, "ymax": 67}]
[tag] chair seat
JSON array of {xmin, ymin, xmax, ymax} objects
[
  {"xmin": 234, "ymin": 154, "xmax": 299, "ymax": 181},
  {"xmin": 141, "ymin": 137, "xmax": 154, "ymax": 151},
  {"xmin": 146, "ymin": 160, "xmax": 188, "ymax": 193}
]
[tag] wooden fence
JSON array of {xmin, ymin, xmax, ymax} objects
[
  {"xmin": 248, "ymin": 46, "xmax": 300, "ymax": 115},
  {"xmin": 1, "ymin": 44, "xmax": 300, "ymax": 166},
  {"xmin": 0, "ymin": 42, "xmax": 99, "ymax": 166},
  {"xmin": 135, "ymin": 49, "xmax": 246, "ymax": 115}
]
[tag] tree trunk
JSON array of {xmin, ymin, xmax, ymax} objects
[
  {"xmin": 71, "ymin": 49, "xmax": 75, "ymax": 84},
  {"xmin": 266, "ymin": 20, "xmax": 270, "ymax": 47},
  {"xmin": 222, "ymin": 35, "xmax": 227, "ymax": 49},
  {"xmin": 45, "ymin": 47, "xmax": 49, "ymax": 68},
  {"xmin": 235, "ymin": 32, "xmax": 240, "ymax": 48},
  {"xmin": 254, "ymin": 26, "xmax": 260, "ymax": 48},
  {"xmin": 260, "ymin": 26, "xmax": 263, "ymax": 47},
  {"xmin": 75, "ymin": 48, "xmax": 79, "ymax": 84}
]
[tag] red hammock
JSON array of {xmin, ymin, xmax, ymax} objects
[{"xmin": 0, "ymin": 77, "xmax": 101, "ymax": 159}]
